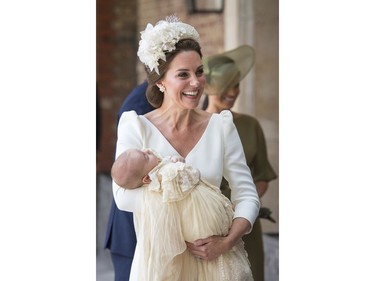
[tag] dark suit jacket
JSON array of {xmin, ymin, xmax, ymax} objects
[{"xmin": 104, "ymin": 81, "xmax": 155, "ymax": 256}]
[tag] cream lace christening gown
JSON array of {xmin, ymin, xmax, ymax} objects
[{"xmin": 131, "ymin": 158, "xmax": 253, "ymax": 281}]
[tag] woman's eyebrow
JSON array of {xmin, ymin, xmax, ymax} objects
[{"xmin": 176, "ymin": 65, "xmax": 204, "ymax": 72}]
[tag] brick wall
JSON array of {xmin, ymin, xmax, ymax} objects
[
  {"xmin": 97, "ymin": 0, "xmax": 225, "ymax": 173},
  {"xmin": 97, "ymin": 0, "xmax": 138, "ymax": 173}
]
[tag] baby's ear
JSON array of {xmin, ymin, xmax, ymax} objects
[{"xmin": 142, "ymin": 175, "xmax": 151, "ymax": 184}]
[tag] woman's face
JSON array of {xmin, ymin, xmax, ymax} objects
[
  {"xmin": 159, "ymin": 51, "xmax": 206, "ymax": 109},
  {"xmin": 209, "ymin": 84, "xmax": 240, "ymax": 111}
]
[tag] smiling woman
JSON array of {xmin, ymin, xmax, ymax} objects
[
  {"xmin": 156, "ymin": 51, "xmax": 205, "ymax": 110},
  {"xmin": 112, "ymin": 15, "xmax": 260, "ymax": 281},
  {"xmin": 145, "ymin": 39, "xmax": 204, "ymax": 109}
]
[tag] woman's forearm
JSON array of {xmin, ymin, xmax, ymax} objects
[{"xmin": 224, "ymin": 217, "xmax": 252, "ymax": 248}]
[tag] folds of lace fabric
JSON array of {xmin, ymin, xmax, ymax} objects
[
  {"xmin": 132, "ymin": 161, "xmax": 253, "ymax": 281},
  {"xmin": 148, "ymin": 161, "xmax": 200, "ymax": 202}
]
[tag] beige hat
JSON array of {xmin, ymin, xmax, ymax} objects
[{"xmin": 203, "ymin": 45, "xmax": 255, "ymax": 95}]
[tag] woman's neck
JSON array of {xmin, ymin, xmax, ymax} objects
[{"xmin": 149, "ymin": 106, "xmax": 199, "ymax": 129}]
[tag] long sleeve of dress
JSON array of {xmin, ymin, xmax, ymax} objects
[
  {"xmin": 251, "ymin": 118, "xmax": 277, "ymax": 182},
  {"xmin": 236, "ymin": 115, "xmax": 277, "ymax": 182},
  {"xmin": 112, "ymin": 111, "xmax": 145, "ymax": 212},
  {"xmin": 221, "ymin": 111, "xmax": 260, "ymax": 226}
]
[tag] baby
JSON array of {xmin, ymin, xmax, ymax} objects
[
  {"xmin": 111, "ymin": 148, "xmax": 184, "ymax": 190},
  {"xmin": 111, "ymin": 148, "xmax": 252, "ymax": 281}
]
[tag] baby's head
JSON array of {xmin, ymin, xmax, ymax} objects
[{"xmin": 111, "ymin": 148, "xmax": 160, "ymax": 189}]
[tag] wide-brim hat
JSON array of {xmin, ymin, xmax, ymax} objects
[{"xmin": 203, "ymin": 45, "xmax": 255, "ymax": 95}]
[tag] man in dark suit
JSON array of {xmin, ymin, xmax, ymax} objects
[{"xmin": 104, "ymin": 81, "xmax": 154, "ymax": 281}]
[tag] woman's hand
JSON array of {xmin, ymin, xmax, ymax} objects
[
  {"xmin": 186, "ymin": 235, "xmax": 230, "ymax": 261},
  {"xmin": 186, "ymin": 217, "xmax": 251, "ymax": 261}
]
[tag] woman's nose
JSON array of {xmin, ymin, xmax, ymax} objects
[{"xmin": 190, "ymin": 78, "xmax": 199, "ymax": 87}]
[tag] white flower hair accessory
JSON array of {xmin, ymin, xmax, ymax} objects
[{"xmin": 137, "ymin": 15, "xmax": 200, "ymax": 75}]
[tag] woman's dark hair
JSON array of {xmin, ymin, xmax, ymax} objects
[{"xmin": 145, "ymin": 39, "xmax": 203, "ymax": 108}]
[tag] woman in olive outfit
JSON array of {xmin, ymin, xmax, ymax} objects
[{"xmin": 203, "ymin": 45, "xmax": 277, "ymax": 281}]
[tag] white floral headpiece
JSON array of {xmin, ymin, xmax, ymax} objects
[{"xmin": 137, "ymin": 15, "xmax": 200, "ymax": 75}]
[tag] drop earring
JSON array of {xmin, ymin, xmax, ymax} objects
[{"xmin": 158, "ymin": 85, "xmax": 166, "ymax": 93}]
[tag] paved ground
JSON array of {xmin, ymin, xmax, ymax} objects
[{"xmin": 96, "ymin": 173, "xmax": 279, "ymax": 281}]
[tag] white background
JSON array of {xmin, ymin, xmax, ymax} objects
[{"xmin": 1, "ymin": 1, "xmax": 374, "ymax": 280}]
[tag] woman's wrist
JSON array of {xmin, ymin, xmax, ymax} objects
[{"xmin": 225, "ymin": 217, "xmax": 251, "ymax": 247}]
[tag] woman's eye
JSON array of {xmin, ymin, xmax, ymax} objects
[
  {"xmin": 178, "ymin": 72, "xmax": 189, "ymax": 78},
  {"xmin": 196, "ymin": 68, "xmax": 204, "ymax": 76}
]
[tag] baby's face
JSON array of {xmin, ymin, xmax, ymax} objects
[{"xmin": 132, "ymin": 149, "xmax": 160, "ymax": 176}]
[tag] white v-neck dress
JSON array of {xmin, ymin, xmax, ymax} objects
[{"xmin": 112, "ymin": 110, "xmax": 259, "ymax": 281}]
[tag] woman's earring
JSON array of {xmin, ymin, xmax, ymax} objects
[{"xmin": 158, "ymin": 85, "xmax": 166, "ymax": 93}]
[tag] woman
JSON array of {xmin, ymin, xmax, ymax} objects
[
  {"xmin": 112, "ymin": 16, "xmax": 259, "ymax": 281},
  {"xmin": 203, "ymin": 45, "xmax": 278, "ymax": 281}
]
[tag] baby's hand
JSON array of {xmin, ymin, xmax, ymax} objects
[{"xmin": 170, "ymin": 155, "xmax": 185, "ymax": 163}]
